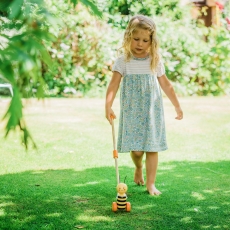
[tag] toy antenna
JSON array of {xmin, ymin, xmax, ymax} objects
[{"xmin": 124, "ymin": 176, "xmax": 127, "ymax": 183}]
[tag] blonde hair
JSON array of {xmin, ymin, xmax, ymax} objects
[{"xmin": 119, "ymin": 15, "xmax": 160, "ymax": 72}]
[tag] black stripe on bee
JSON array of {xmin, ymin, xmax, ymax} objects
[{"xmin": 117, "ymin": 195, "xmax": 127, "ymax": 209}]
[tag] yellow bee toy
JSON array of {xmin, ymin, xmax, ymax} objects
[
  {"xmin": 112, "ymin": 182, "xmax": 131, "ymax": 212},
  {"xmin": 111, "ymin": 117, "xmax": 131, "ymax": 212}
]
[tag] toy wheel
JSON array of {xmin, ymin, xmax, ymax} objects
[
  {"xmin": 126, "ymin": 202, "xmax": 131, "ymax": 212},
  {"xmin": 112, "ymin": 202, "xmax": 117, "ymax": 212}
]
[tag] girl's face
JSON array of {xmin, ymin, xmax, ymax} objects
[{"xmin": 130, "ymin": 28, "xmax": 151, "ymax": 58}]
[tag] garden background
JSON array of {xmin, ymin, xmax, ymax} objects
[{"xmin": 0, "ymin": 0, "xmax": 230, "ymax": 229}]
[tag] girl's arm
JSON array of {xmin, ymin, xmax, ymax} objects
[
  {"xmin": 158, "ymin": 74, "xmax": 183, "ymax": 120},
  {"xmin": 105, "ymin": 71, "xmax": 122, "ymax": 124}
]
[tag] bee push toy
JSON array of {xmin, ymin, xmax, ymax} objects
[{"xmin": 111, "ymin": 117, "xmax": 131, "ymax": 212}]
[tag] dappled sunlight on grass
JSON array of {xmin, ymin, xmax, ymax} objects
[
  {"xmin": 208, "ymin": 206, "xmax": 219, "ymax": 210},
  {"xmin": 0, "ymin": 202, "xmax": 15, "ymax": 208},
  {"xmin": 74, "ymin": 179, "xmax": 110, "ymax": 187},
  {"xmin": 180, "ymin": 216, "xmax": 193, "ymax": 224},
  {"xmin": 77, "ymin": 212, "xmax": 112, "ymax": 222},
  {"xmin": 0, "ymin": 162, "xmax": 229, "ymax": 229},
  {"xmin": 203, "ymin": 190, "xmax": 213, "ymax": 194},
  {"xmin": 0, "ymin": 97, "xmax": 230, "ymax": 229},
  {"xmin": 45, "ymin": 213, "xmax": 62, "ymax": 217},
  {"xmin": 0, "ymin": 209, "xmax": 5, "ymax": 216},
  {"xmin": 134, "ymin": 203, "xmax": 157, "ymax": 210},
  {"xmin": 191, "ymin": 192, "xmax": 205, "ymax": 200},
  {"xmin": 201, "ymin": 225, "xmax": 228, "ymax": 229}
]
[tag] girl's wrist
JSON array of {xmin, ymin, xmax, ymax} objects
[{"xmin": 105, "ymin": 105, "xmax": 111, "ymax": 109}]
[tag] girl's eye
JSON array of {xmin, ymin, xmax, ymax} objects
[{"xmin": 134, "ymin": 38, "xmax": 149, "ymax": 42}]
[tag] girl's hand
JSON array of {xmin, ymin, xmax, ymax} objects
[
  {"xmin": 105, "ymin": 107, "xmax": 116, "ymax": 124},
  {"xmin": 175, "ymin": 106, "xmax": 183, "ymax": 120}
]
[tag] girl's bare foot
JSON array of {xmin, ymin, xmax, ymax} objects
[
  {"xmin": 134, "ymin": 167, "xmax": 145, "ymax": 185},
  {"xmin": 147, "ymin": 184, "xmax": 161, "ymax": 195}
]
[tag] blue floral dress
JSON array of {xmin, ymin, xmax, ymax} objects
[{"xmin": 112, "ymin": 55, "xmax": 168, "ymax": 153}]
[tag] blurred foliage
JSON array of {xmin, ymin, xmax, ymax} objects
[
  {"xmin": 0, "ymin": 0, "xmax": 55, "ymax": 148},
  {"xmin": 0, "ymin": 0, "xmax": 102, "ymax": 148},
  {"xmin": 103, "ymin": 0, "xmax": 187, "ymax": 28},
  {"xmin": 157, "ymin": 17, "xmax": 230, "ymax": 96},
  {"xmin": 42, "ymin": 1, "xmax": 118, "ymax": 97}
]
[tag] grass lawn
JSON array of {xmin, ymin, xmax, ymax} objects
[{"xmin": 0, "ymin": 97, "xmax": 230, "ymax": 230}]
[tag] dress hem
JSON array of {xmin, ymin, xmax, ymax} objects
[{"xmin": 118, "ymin": 147, "xmax": 168, "ymax": 153}]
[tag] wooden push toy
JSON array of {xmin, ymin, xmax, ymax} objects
[{"xmin": 111, "ymin": 118, "xmax": 131, "ymax": 212}]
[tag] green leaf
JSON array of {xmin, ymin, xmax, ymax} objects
[
  {"xmin": 3, "ymin": 87, "xmax": 23, "ymax": 129},
  {"xmin": 69, "ymin": 0, "xmax": 78, "ymax": 7},
  {"xmin": 0, "ymin": 0, "xmax": 13, "ymax": 11},
  {"xmin": 20, "ymin": 127, "xmax": 37, "ymax": 149},
  {"xmin": 80, "ymin": 0, "xmax": 102, "ymax": 18},
  {"xmin": 8, "ymin": 0, "xmax": 24, "ymax": 19},
  {"xmin": 36, "ymin": 76, "xmax": 46, "ymax": 99},
  {"xmin": 32, "ymin": 40, "xmax": 52, "ymax": 66},
  {"xmin": 2, "ymin": 86, "xmax": 36, "ymax": 149},
  {"xmin": 0, "ymin": 63, "xmax": 15, "ymax": 84}
]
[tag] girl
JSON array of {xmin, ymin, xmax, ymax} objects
[{"xmin": 105, "ymin": 15, "xmax": 183, "ymax": 195}]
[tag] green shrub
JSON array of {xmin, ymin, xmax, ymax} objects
[
  {"xmin": 156, "ymin": 17, "xmax": 230, "ymax": 96},
  {"xmin": 31, "ymin": 0, "xmax": 230, "ymax": 97},
  {"xmin": 42, "ymin": 1, "xmax": 119, "ymax": 97}
]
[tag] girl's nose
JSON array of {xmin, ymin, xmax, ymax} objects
[{"xmin": 138, "ymin": 40, "xmax": 143, "ymax": 46}]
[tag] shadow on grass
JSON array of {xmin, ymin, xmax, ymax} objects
[{"xmin": 0, "ymin": 161, "xmax": 229, "ymax": 230}]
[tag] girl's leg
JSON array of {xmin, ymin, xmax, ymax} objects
[
  {"xmin": 146, "ymin": 152, "xmax": 161, "ymax": 195},
  {"xmin": 130, "ymin": 151, "xmax": 145, "ymax": 185}
]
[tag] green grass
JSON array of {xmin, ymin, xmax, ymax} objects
[{"xmin": 0, "ymin": 97, "xmax": 230, "ymax": 230}]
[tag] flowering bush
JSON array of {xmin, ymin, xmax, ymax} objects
[
  {"xmin": 41, "ymin": 1, "xmax": 120, "ymax": 97},
  {"xmin": 156, "ymin": 17, "xmax": 230, "ymax": 96}
]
